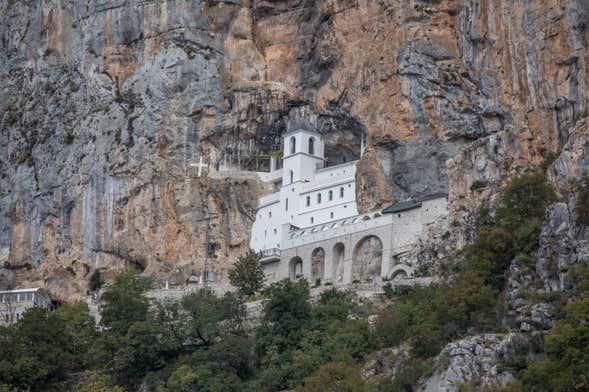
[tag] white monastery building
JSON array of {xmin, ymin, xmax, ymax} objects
[{"xmin": 250, "ymin": 126, "xmax": 448, "ymax": 285}]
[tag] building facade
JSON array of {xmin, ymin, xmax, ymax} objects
[
  {"xmin": 250, "ymin": 128, "xmax": 448, "ymax": 285},
  {"xmin": 0, "ymin": 288, "xmax": 52, "ymax": 325}
]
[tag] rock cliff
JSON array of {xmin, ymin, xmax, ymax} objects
[{"xmin": 1, "ymin": 1, "xmax": 588, "ymax": 305}]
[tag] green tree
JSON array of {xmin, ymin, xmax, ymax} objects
[
  {"xmin": 0, "ymin": 307, "xmax": 70, "ymax": 390},
  {"xmin": 74, "ymin": 372, "xmax": 125, "ymax": 392},
  {"xmin": 182, "ymin": 291, "xmax": 232, "ymax": 346},
  {"xmin": 260, "ymin": 280, "xmax": 312, "ymax": 349},
  {"xmin": 297, "ymin": 361, "xmax": 375, "ymax": 392},
  {"xmin": 522, "ymin": 295, "xmax": 589, "ymax": 391},
  {"xmin": 100, "ymin": 270, "xmax": 152, "ymax": 334},
  {"xmin": 229, "ymin": 250, "xmax": 265, "ymax": 297}
]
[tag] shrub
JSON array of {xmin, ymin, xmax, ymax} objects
[
  {"xmin": 64, "ymin": 131, "xmax": 75, "ymax": 145},
  {"xmin": 470, "ymin": 180, "xmax": 488, "ymax": 192},
  {"xmin": 495, "ymin": 173, "xmax": 556, "ymax": 230}
]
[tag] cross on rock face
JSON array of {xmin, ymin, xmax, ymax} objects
[{"xmin": 189, "ymin": 156, "xmax": 208, "ymax": 177}]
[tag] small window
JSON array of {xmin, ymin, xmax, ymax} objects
[
  {"xmin": 340, "ymin": 187, "xmax": 344, "ymax": 198},
  {"xmin": 290, "ymin": 136, "xmax": 296, "ymax": 154},
  {"xmin": 306, "ymin": 196, "xmax": 311, "ymax": 207},
  {"xmin": 330, "ymin": 212, "xmax": 334, "ymax": 219},
  {"xmin": 285, "ymin": 198, "xmax": 289, "ymax": 211},
  {"xmin": 328, "ymin": 190, "xmax": 333, "ymax": 201},
  {"xmin": 269, "ymin": 211, "xmax": 272, "ymax": 218},
  {"xmin": 317, "ymin": 193, "xmax": 322, "ymax": 204},
  {"xmin": 273, "ymin": 228, "xmax": 277, "ymax": 234},
  {"xmin": 289, "ymin": 170, "xmax": 294, "ymax": 184},
  {"xmin": 310, "ymin": 217, "xmax": 314, "ymax": 224},
  {"xmin": 308, "ymin": 137, "xmax": 315, "ymax": 155},
  {"xmin": 264, "ymin": 230, "xmax": 267, "ymax": 237}
]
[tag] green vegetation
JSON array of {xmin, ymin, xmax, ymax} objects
[
  {"xmin": 470, "ymin": 180, "xmax": 488, "ymax": 192},
  {"xmin": 228, "ymin": 250, "xmax": 265, "ymax": 297},
  {"xmin": 3, "ymin": 172, "xmax": 588, "ymax": 391},
  {"xmin": 64, "ymin": 130, "xmax": 75, "ymax": 145},
  {"xmin": 372, "ymin": 173, "xmax": 557, "ymax": 387}
]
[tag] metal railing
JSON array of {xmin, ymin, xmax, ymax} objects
[{"xmin": 259, "ymin": 248, "xmax": 281, "ymax": 259}]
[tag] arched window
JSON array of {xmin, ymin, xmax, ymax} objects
[
  {"xmin": 308, "ymin": 137, "xmax": 315, "ymax": 155},
  {"xmin": 328, "ymin": 190, "xmax": 333, "ymax": 201},
  {"xmin": 290, "ymin": 136, "xmax": 296, "ymax": 154},
  {"xmin": 289, "ymin": 170, "xmax": 294, "ymax": 184},
  {"xmin": 306, "ymin": 196, "xmax": 311, "ymax": 207},
  {"xmin": 317, "ymin": 193, "xmax": 321, "ymax": 204},
  {"xmin": 340, "ymin": 187, "xmax": 344, "ymax": 198}
]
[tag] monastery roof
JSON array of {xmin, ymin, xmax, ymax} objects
[
  {"xmin": 0, "ymin": 287, "xmax": 45, "ymax": 294},
  {"xmin": 283, "ymin": 126, "xmax": 322, "ymax": 138},
  {"xmin": 382, "ymin": 193, "xmax": 448, "ymax": 214}
]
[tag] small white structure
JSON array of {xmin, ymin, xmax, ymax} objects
[
  {"xmin": 0, "ymin": 288, "xmax": 52, "ymax": 325},
  {"xmin": 250, "ymin": 127, "xmax": 448, "ymax": 285}
]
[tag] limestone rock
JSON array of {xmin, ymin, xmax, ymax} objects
[
  {"xmin": 420, "ymin": 334, "xmax": 528, "ymax": 392},
  {"xmin": 2, "ymin": 1, "xmax": 589, "ymax": 300}
]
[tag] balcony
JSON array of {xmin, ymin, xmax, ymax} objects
[{"xmin": 259, "ymin": 248, "xmax": 281, "ymax": 264}]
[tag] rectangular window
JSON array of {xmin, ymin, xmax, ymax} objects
[
  {"xmin": 317, "ymin": 193, "xmax": 322, "ymax": 204},
  {"xmin": 306, "ymin": 196, "xmax": 311, "ymax": 207},
  {"xmin": 310, "ymin": 217, "xmax": 314, "ymax": 224},
  {"xmin": 330, "ymin": 212, "xmax": 334, "ymax": 219},
  {"xmin": 328, "ymin": 190, "xmax": 333, "ymax": 201},
  {"xmin": 340, "ymin": 187, "xmax": 344, "ymax": 198},
  {"xmin": 285, "ymin": 198, "xmax": 288, "ymax": 211}
]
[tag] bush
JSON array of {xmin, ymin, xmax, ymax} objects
[
  {"xmin": 470, "ymin": 180, "xmax": 488, "ymax": 192},
  {"xmin": 64, "ymin": 131, "xmax": 75, "ymax": 145},
  {"xmin": 495, "ymin": 173, "xmax": 556, "ymax": 230}
]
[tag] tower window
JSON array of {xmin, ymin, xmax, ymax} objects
[
  {"xmin": 308, "ymin": 137, "xmax": 315, "ymax": 155},
  {"xmin": 306, "ymin": 196, "xmax": 311, "ymax": 207},
  {"xmin": 289, "ymin": 170, "xmax": 294, "ymax": 184},
  {"xmin": 340, "ymin": 187, "xmax": 344, "ymax": 198},
  {"xmin": 317, "ymin": 193, "xmax": 322, "ymax": 204},
  {"xmin": 290, "ymin": 136, "xmax": 296, "ymax": 154},
  {"xmin": 328, "ymin": 190, "xmax": 333, "ymax": 201},
  {"xmin": 269, "ymin": 211, "xmax": 272, "ymax": 218},
  {"xmin": 310, "ymin": 217, "xmax": 314, "ymax": 224},
  {"xmin": 285, "ymin": 198, "xmax": 289, "ymax": 211},
  {"xmin": 330, "ymin": 212, "xmax": 334, "ymax": 219}
]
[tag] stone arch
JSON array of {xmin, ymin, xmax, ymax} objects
[
  {"xmin": 332, "ymin": 242, "xmax": 345, "ymax": 283},
  {"xmin": 352, "ymin": 235, "xmax": 383, "ymax": 282},
  {"xmin": 389, "ymin": 264, "xmax": 412, "ymax": 281},
  {"xmin": 289, "ymin": 257, "xmax": 303, "ymax": 280},
  {"xmin": 311, "ymin": 247, "xmax": 325, "ymax": 284}
]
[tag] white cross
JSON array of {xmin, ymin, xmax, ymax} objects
[{"xmin": 189, "ymin": 156, "xmax": 208, "ymax": 177}]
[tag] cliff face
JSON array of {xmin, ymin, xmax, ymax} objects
[{"xmin": 1, "ymin": 0, "xmax": 588, "ymax": 299}]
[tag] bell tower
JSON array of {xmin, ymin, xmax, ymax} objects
[{"xmin": 282, "ymin": 128, "xmax": 325, "ymax": 186}]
